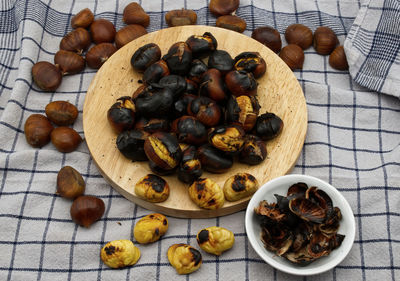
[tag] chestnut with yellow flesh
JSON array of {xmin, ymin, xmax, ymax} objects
[
  {"xmin": 134, "ymin": 213, "xmax": 168, "ymax": 244},
  {"xmin": 135, "ymin": 174, "xmax": 170, "ymax": 203},
  {"xmin": 149, "ymin": 137, "xmax": 178, "ymax": 169},
  {"xmin": 101, "ymin": 239, "xmax": 140, "ymax": 268},
  {"xmin": 168, "ymin": 244, "xmax": 202, "ymax": 274},
  {"xmin": 209, "ymin": 125, "xmax": 245, "ymax": 153},
  {"xmin": 196, "ymin": 226, "xmax": 235, "ymax": 255},
  {"xmin": 223, "ymin": 172, "xmax": 259, "ymax": 201},
  {"xmin": 188, "ymin": 178, "xmax": 225, "ymax": 210}
]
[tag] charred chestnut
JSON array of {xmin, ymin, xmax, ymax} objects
[
  {"xmin": 173, "ymin": 94, "xmax": 197, "ymax": 118},
  {"xmin": 226, "ymin": 95, "xmax": 260, "ymax": 132},
  {"xmin": 254, "ymin": 112, "xmax": 284, "ymax": 140},
  {"xmin": 116, "ymin": 130, "xmax": 149, "ymax": 161},
  {"xmin": 188, "ymin": 59, "xmax": 208, "ymax": 83},
  {"xmin": 143, "ymin": 60, "xmax": 170, "ymax": 84},
  {"xmin": 199, "ymin": 69, "xmax": 226, "ymax": 102},
  {"xmin": 134, "ymin": 117, "xmax": 170, "ymax": 133},
  {"xmin": 197, "ymin": 144, "xmax": 233, "ymax": 173},
  {"xmin": 185, "ymin": 78, "xmax": 199, "ymax": 95},
  {"xmin": 208, "ymin": 124, "xmax": 245, "ymax": 154},
  {"xmin": 131, "ymin": 43, "xmax": 162, "ymax": 73},
  {"xmin": 135, "ymin": 174, "xmax": 170, "ymax": 203},
  {"xmin": 186, "ymin": 32, "xmax": 218, "ymax": 58},
  {"xmin": 225, "ymin": 70, "xmax": 258, "ymax": 97},
  {"xmin": 177, "ymin": 145, "xmax": 203, "ymax": 184},
  {"xmin": 162, "ymin": 42, "xmax": 192, "ymax": 76},
  {"xmin": 234, "ymin": 52, "xmax": 267, "ymax": 79},
  {"xmin": 239, "ymin": 134, "xmax": 267, "ymax": 165},
  {"xmin": 135, "ymin": 86, "xmax": 174, "ymax": 118},
  {"xmin": 148, "ymin": 159, "xmax": 177, "ymax": 176},
  {"xmin": 158, "ymin": 75, "xmax": 187, "ymax": 99},
  {"xmin": 107, "ymin": 96, "xmax": 135, "ymax": 134},
  {"xmin": 188, "ymin": 96, "xmax": 221, "ymax": 127},
  {"xmin": 208, "ymin": 50, "xmax": 234, "ymax": 74},
  {"xmin": 171, "ymin": 116, "xmax": 208, "ymax": 145}
]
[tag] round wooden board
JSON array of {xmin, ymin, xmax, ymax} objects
[{"xmin": 83, "ymin": 26, "xmax": 307, "ymax": 218}]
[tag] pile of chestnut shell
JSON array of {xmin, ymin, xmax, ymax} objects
[
  {"xmin": 108, "ymin": 32, "xmax": 284, "ymax": 184},
  {"xmin": 254, "ymin": 182, "xmax": 345, "ymax": 265}
]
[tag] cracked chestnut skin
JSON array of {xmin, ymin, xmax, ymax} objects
[
  {"xmin": 239, "ymin": 134, "xmax": 267, "ymax": 165},
  {"xmin": 158, "ymin": 74, "xmax": 187, "ymax": 100},
  {"xmin": 226, "ymin": 95, "xmax": 260, "ymax": 132},
  {"xmin": 173, "ymin": 94, "xmax": 197, "ymax": 118},
  {"xmin": 186, "ymin": 32, "xmax": 218, "ymax": 58},
  {"xmin": 143, "ymin": 60, "xmax": 170, "ymax": 84},
  {"xmin": 208, "ymin": 124, "xmax": 245, "ymax": 154},
  {"xmin": 188, "ymin": 96, "xmax": 221, "ymax": 127},
  {"xmin": 171, "ymin": 116, "xmax": 208, "ymax": 145},
  {"xmin": 254, "ymin": 112, "xmax": 284, "ymax": 140},
  {"xmin": 135, "ymin": 86, "xmax": 174, "ymax": 118},
  {"xmin": 234, "ymin": 52, "xmax": 267, "ymax": 79},
  {"xmin": 208, "ymin": 50, "xmax": 234, "ymax": 75},
  {"xmin": 197, "ymin": 144, "xmax": 233, "ymax": 173},
  {"xmin": 225, "ymin": 70, "xmax": 258, "ymax": 97},
  {"xmin": 107, "ymin": 96, "xmax": 135, "ymax": 134},
  {"xmin": 188, "ymin": 59, "xmax": 208, "ymax": 83},
  {"xmin": 134, "ymin": 117, "xmax": 170, "ymax": 134},
  {"xmin": 177, "ymin": 145, "xmax": 202, "ymax": 184},
  {"xmin": 199, "ymin": 68, "xmax": 226, "ymax": 102},
  {"xmin": 131, "ymin": 43, "xmax": 161, "ymax": 73},
  {"xmin": 162, "ymin": 41, "xmax": 192, "ymax": 76},
  {"xmin": 116, "ymin": 130, "xmax": 149, "ymax": 161}
]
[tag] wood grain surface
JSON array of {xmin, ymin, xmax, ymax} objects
[{"xmin": 83, "ymin": 26, "xmax": 308, "ymax": 218}]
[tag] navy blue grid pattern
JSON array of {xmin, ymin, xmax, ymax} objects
[{"xmin": 1, "ymin": 0, "xmax": 400, "ymax": 280}]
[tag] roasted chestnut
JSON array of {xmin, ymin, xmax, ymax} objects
[
  {"xmin": 173, "ymin": 94, "xmax": 197, "ymax": 117},
  {"xmin": 239, "ymin": 134, "xmax": 267, "ymax": 165},
  {"xmin": 107, "ymin": 96, "xmax": 135, "ymax": 134},
  {"xmin": 171, "ymin": 116, "xmax": 208, "ymax": 145},
  {"xmin": 133, "ymin": 213, "xmax": 168, "ymax": 244},
  {"xmin": 143, "ymin": 60, "xmax": 170, "ymax": 84},
  {"xmin": 144, "ymin": 131, "xmax": 182, "ymax": 171},
  {"xmin": 209, "ymin": 0, "xmax": 239, "ymax": 16},
  {"xmin": 131, "ymin": 43, "xmax": 162, "ymax": 73},
  {"xmin": 158, "ymin": 75, "xmax": 187, "ymax": 99},
  {"xmin": 134, "ymin": 174, "xmax": 170, "ymax": 203},
  {"xmin": 208, "ymin": 124, "xmax": 245, "ymax": 154},
  {"xmin": 54, "ymin": 50, "xmax": 85, "ymax": 75},
  {"xmin": 135, "ymin": 86, "xmax": 174, "ymax": 118},
  {"xmin": 168, "ymin": 244, "xmax": 202, "ymax": 275},
  {"xmin": 225, "ymin": 95, "xmax": 260, "ymax": 132},
  {"xmin": 254, "ymin": 112, "xmax": 283, "ymax": 140},
  {"xmin": 197, "ymin": 226, "xmax": 235, "ymax": 255},
  {"xmin": 90, "ymin": 19, "xmax": 116, "ymax": 44},
  {"xmin": 177, "ymin": 145, "xmax": 202, "ymax": 184},
  {"xmin": 225, "ymin": 70, "xmax": 258, "ymax": 96},
  {"xmin": 148, "ymin": 159, "xmax": 177, "ymax": 176},
  {"xmin": 188, "ymin": 96, "xmax": 221, "ymax": 127},
  {"xmin": 115, "ymin": 24, "xmax": 147, "ymax": 49},
  {"xmin": 134, "ymin": 117, "xmax": 170, "ymax": 133},
  {"xmin": 188, "ymin": 59, "xmax": 208, "ymax": 83},
  {"xmin": 208, "ymin": 50, "xmax": 234, "ymax": 74},
  {"xmin": 251, "ymin": 26, "xmax": 282, "ymax": 53},
  {"xmin": 186, "ymin": 32, "xmax": 218, "ymax": 58},
  {"xmin": 185, "ymin": 78, "xmax": 199, "ymax": 95},
  {"xmin": 60, "ymin": 27, "xmax": 91, "ymax": 54},
  {"xmin": 233, "ymin": 52, "xmax": 266, "ymax": 78},
  {"xmin": 223, "ymin": 172, "xmax": 259, "ymax": 201},
  {"xmin": 199, "ymin": 68, "xmax": 226, "ymax": 102},
  {"xmin": 162, "ymin": 42, "xmax": 192, "ymax": 76},
  {"xmin": 165, "ymin": 9, "xmax": 197, "ymax": 27},
  {"xmin": 86, "ymin": 43, "xmax": 117, "ymax": 69},
  {"xmin": 216, "ymin": 15, "xmax": 247, "ymax": 33},
  {"xmin": 188, "ymin": 177, "xmax": 225, "ymax": 209},
  {"xmin": 197, "ymin": 144, "xmax": 233, "ymax": 173},
  {"xmin": 116, "ymin": 130, "xmax": 148, "ymax": 161}
]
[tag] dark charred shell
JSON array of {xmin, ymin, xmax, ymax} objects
[
  {"xmin": 162, "ymin": 41, "xmax": 192, "ymax": 76},
  {"xmin": 171, "ymin": 116, "xmax": 208, "ymax": 145},
  {"xmin": 185, "ymin": 79, "xmax": 199, "ymax": 95},
  {"xmin": 225, "ymin": 70, "xmax": 258, "ymax": 97},
  {"xmin": 287, "ymin": 182, "xmax": 308, "ymax": 198},
  {"xmin": 199, "ymin": 68, "xmax": 226, "ymax": 102},
  {"xmin": 289, "ymin": 197, "xmax": 326, "ymax": 223},
  {"xmin": 239, "ymin": 134, "xmax": 267, "ymax": 165},
  {"xmin": 143, "ymin": 60, "xmax": 170, "ymax": 84},
  {"xmin": 225, "ymin": 95, "xmax": 260, "ymax": 132},
  {"xmin": 332, "ymin": 233, "xmax": 345, "ymax": 250},
  {"xmin": 189, "ymin": 247, "xmax": 202, "ymax": 266},
  {"xmin": 178, "ymin": 145, "xmax": 202, "ymax": 184},
  {"xmin": 141, "ymin": 174, "xmax": 168, "ymax": 193},
  {"xmin": 197, "ymin": 229, "xmax": 210, "ymax": 244},
  {"xmin": 208, "ymin": 50, "xmax": 234, "ymax": 74},
  {"xmin": 107, "ymin": 96, "xmax": 135, "ymax": 134},
  {"xmin": 306, "ymin": 186, "xmax": 334, "ymax": 218},
  {"xmin": 173, "ymin": 94, "xmax": 197, "ymax": 118},
  {"xmin": 186, "ymin": 32, "xmax": 218, "ymax": 58},
  {"xmin": 188, "ymin": 96, "xmax": 221, "ymax": 127},
  {"xmin": 131, "ymin": 43, "xmax": 162, "ymax": 72},
  {"xmin": 197, "ymin": 144, "xmax": 234, "ymax": 173},
  {"xmin": 135, "ymin": 86, "xmax": 174, "ymax": 118},
  {"xmin": 134, "ymin": 117, "xmax": 170, "ymax": 133},
  {"xmin": 132, "ymin": 84, "xmax": 148, "ymax": 101},
  {"xmin": 116, "ymin": 130, "xmax": 148, "ymax": 161},
  {"xmin": 208, "ymin": 124, "xmax": 245, "ymax": 154},
  {"xmin": 233, "ymin": 52, "xmax": 267, "ymax": 78},
  {"xmin": 158, "ymin": 75, "xmax": 187, "ymax": 99},
  {"xmin": 188, "ymin": 59, "xmax": 208, "ymax": 83},
  {"xmin": 148, "ymin": 160, "xmax": 177, "ymax": 175},
  {"xmin": 284, "ymin": 247, "xmax": 314, "ymax": 266},
  {"xmin": 254, "ymin": 112, "xmax": 284, "ymax": 141}
]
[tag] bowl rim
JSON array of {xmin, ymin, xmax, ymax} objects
[{"xmin": 245, "ymin": 174, "xmax": 356, "ymax": 276}]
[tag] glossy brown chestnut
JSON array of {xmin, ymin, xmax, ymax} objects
[
  {"xmin": 116, "ymin": 129, "xmax": 149, "ymax": 161},
  {"xmin": 279, "ymin": 44, "xmax": 304, "ymax": 70},
  {"xmin": 208, "ymin": 50, "xmax": 234, "ymax": 75},
  {"xmin": 131, "ymin": 43, "xmax": 162, "ymax": 73},
  {"xmin": 188, "ymin": 96, "xmax": 221, "ymax": 127},
  {"xmin": 134, "ymin": 117, "xmax": 170, "ymax": 133},
  {"xmin": 123, "ymin": 2, "xmax": 150, "ymax": 27},
  {"xmin": 173, "ymin": 94, "xmax": 197, "ymax": 118},
  {"xmin": 24, "ymin": 114, "xmax": 54, "ymax": 148},
  {"xmin": 115, "ymin": 24, "xmax": 147, "ymax": 49},
  {"xmin": 254, "ymin": 112, "xmax": 284, "ymax": 140},
  {"xmin": 51, "ymin": 127, "xmax": 82, "ymax": 153},
  {"xmin": 31, "ymin": 61, "xmax": 62, "ymax": 91},
  {"xmin": 329, "ymin": 45, "xmax": 349, "ymax": 70},
  {"xmin": 45, "ymin": 100, "xmax": 78, "ymax": 126},
  {"xmin": 188, "ymin": 59, "xmax": 208, "ymax": 83},
  {"xmin": 135, "ymin": 86, "xmax": 174, "ymax": 118},
  {"xmin": 107, "ymin": 96, "xmax": 135, "ymax": 134},
  {"xmin": 159, "ymin": 75, "xmax": 187, "ymax": 99},
  {"xmin": 90, "ymin": 19, "xmax": 116, "ymax": 44},
  {"xmin": 225, "ymin": 95, "xmax": 260, "ymax": 132},
  {"xmin": 197, "ymin": 144, "xmax": 233, "ymax": 173},
  {"xmin": 57, "ymin": 166, "xmax": 85, "ymax": 199},
  {"xmin": 60, "ymin": 27, "xmax": 91, "ymax": 54},
  {"xmin": 171, "ymin": 116, "xmax": 208, "ymax": 145},
  {"xmin": 208, "ymin": 124, "xmax": 245, "ymax": 154},
  {"xmin": 313, "ymin": 26, "xmax": 338, "ymax": 55},
  {"xmin": 162, "ymin": 42, "xmax": 192, "ymax": 76},
  {"xmin": 199, "ymin": 68, "xmax": 226, "ymax": 102},
  {"xmin": 233, "ymin": 52, "xmax": 266, "ymax": 79},
  {"xmin": 178, "ymin": 145, "xmax": 203, "ymax": 184},
  {"xmin": 70, "ymin": 195, "xmax": 105, "ymax": 227},
  {"xmin": 186, "ymin": 32, "xmax": 218, "ymax": 58},
  {"xmin": 143, "ymin": 60, "xmax": 170, "ymax": 84},
  {"xmin": 86, "ymin": 43, "xmax": 117, "ymax": 69},
  {"xmin": 71, "ymin": 8, "xmax": 94, "ymax": 29},
  {"xmin": 209, "ymin": 0, "xmax": 239, "ymax": 16},
  {"xmin": 225, "ymin": 70, "xmax": 258, "ymax": 96},
  {"xmin": 251, "ymin": 26, "xmax": 282, "ymax": 53},
  {"xmin": 144, "ymin": 131, "xmax": 182, "ymax": 170},
  {"xmin": 239, "ymin": 134, "xmax": 267, "ymax": 165},
  {"xmin": 165, "ymin": 9, "xmax": 197, "ymax": 27},
  {"xmin": 216, "ymin": 15, "xmax": 246, "ymax": 33},
  {"xmin": 285, "ymin": 24, "xmax": 313, "ymax": 50},
  {"xmin": 54, "ymin": 50, "xmax": 85, "ymax": 75}
]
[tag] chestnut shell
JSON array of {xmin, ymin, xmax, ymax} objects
[
  {"xmin": 197, "ymin": 144, "xmax": 233, "ymax": 173},
  {"xmin": 131, "ymin": 43, "xmax": 162, "ymax": 73},
  {"xmin": 254, "ymin": 112, "xmax": 284, "ymax": 140},
  {"xmin": 116, "ymin": 130, "xmax": 148, "ymax": 161},
  {"xmin": 135, "ymin": 86, "xmax": 174, "ymax": 118}
]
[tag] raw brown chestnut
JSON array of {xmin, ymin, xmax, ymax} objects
[
  {"xmin": 188, "ymin": 59, "xmax": 208, "ymax": 83},
  {"xmin": 254, "ymin": 112, "xmax": 283, "ymax": 140},
  {"xmin": 135, "ymin": 86, "xmax": 174, "ymax": 118},
  {"xmin": 285, "ymin": 24, "xmax": 313, "ymax": 50},
  {"xmin": 54, "ymin": 50, "xmax": 85, "ymax": 75},
  {"xmin": 123, "ymin": 2, "xmax": 150, "ymax": 27},
  {"xmin": 51, "ymin": 127, "xmax": 82, "ymax": 153},
  {"xmin": 107, "ymin": 96, "xmax": 135, "ymax": 134},
  {"xmin": 188, "ymin": 96, "xmax": 221, "ymax": 127},
  {"xmin": 279, "ymin": 44, "xmax": 304, "ymax": 70},
  {"xmin": 143, "ymin": 60, "xmax": 170, "ymax": 84},
  {"xmin": 71, "ymin": 8, "xmax": 94, "ymax": 29},
  {"xmin": 45, "ymin": 100, "xmax": 78, "ymax": 126},
  {"xmin": 60, "ymin": 27, "xmax": 91, "ymax": 54},
  {"xmin": 208, "ymin": 124, "xmax": 245, "ymax": 154},
  {"xmin": 90, "ymin": 19, "xmax": 116, "ymax": 44},
  {"xmin": 162, "ymin": 42, "xmax": 192, "ymax": 76},
  {"xmin": 115, "ymin": 24, "xmax": 147, "ymax": 49},
  {"xmin": 313, "ymin": 26, "xmax": 338, "ymax": 55},
  {"xmin": 199, "ymin": 68, "xmax": 226, "ymax": 102},
  {"xmin": 208, "ymin": 50, "xmax": 234, "ymax": 75},
  {"xmin": 131, "ymin": 43, "xmax": 162, "ymax": 73},
  {"xmin": 144, "ymin": 131, "xmax": 182, "ymax": 171},
  {"xmin": 186, "ymin": 32, "xmax": 218, "ymax": 58},
  {"xmin": 165, "ymin": 9, "xmax": 197, "ymax": 27},
  {"xmin": 216, "ymin": 15, "xmax": 246, "ymax": 33},
  {"xmin": 178, "ymin": 145, "xmax": 202, "ymax": 184},
  {"xmin": 225, "ymin": 70, "xmax": 258, "ymax": 96},
  {"xmin": 86, "ymin": 43, "xmax": 117, "ymax": 69},
  {"xmin": 24, "ymin": 114, "xmax": 54, "ymax": 148},
  {"xmin": 57, "ymin": 166, "xmax": 85, "ymax": 199},
  {"xmin": 70, "ymin": 195, "xmax": 105, "ymax": 227},
  {"xmin": 31, "ymin": 61, "xmax": 62, "ymax": 91},
  {"xmin": 234, "ymin": 52, "xmax": 266, "ymax": 78},
  {"xmin": 197, "ymin": 144, "xmax": 233, "ymax": 173},
  {"xmin": 171, "ymin": 116, "xmax": 208, "ymax": 145},
  {"xmin": 239, "ymin": 134, "xmax": 267, "ymax": 165},
  {"xmin": 209, "ymin": 0, "xmax": 239, "ymax": 16},
  {"xmin": 134, "ymin": 117, "xmax": 170, "ymax": 134},
  {"xmin": 159, "ymin": 75, "xmax": 187, "ymax": 99},
  {"xmin": 225, "ymin": 95, "xmax": 260, "ymax": 132},
  {"xmin": 329, "ymin": 46, "xmax": 349, "ymax": 70},
  {"xmin": 251, "ymin": 26, "xmax": 282, "ymax": 53},
  {"xmin": 116, "ymin": 129, "xmax": 149, "ymax": 161}
]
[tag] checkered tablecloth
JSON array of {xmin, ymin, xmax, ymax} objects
[{"xmin": 1, "ymin": 0, "xmax": 399, "ymax": 280}]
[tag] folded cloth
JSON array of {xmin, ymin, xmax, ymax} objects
[{"xmin": 344, "ymin": 0, "xmax": 400, "ymax": 97}]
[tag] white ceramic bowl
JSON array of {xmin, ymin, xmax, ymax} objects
[{"xmin": 245, "ymin": 174, "xmax": 356, "ymax": 276}]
